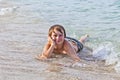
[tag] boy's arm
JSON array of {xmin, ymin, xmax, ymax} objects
[
  {"xmin": 42, "ymin": 36, "xmax": 56, "ymax": 58},
  {"xmin": 36, "ymin": 36, "xmax": 56, "ymax": 60},
  {"xmin": 41, "ymin": 42, "xmax": 55, "ymax": 58},
  {"xmin": 64, "ymin": 40, "xmax": 80, "ymax": 62},
  {"xmin": 36, "ymin": 42, "xmax": 55, "ymax": 60}
]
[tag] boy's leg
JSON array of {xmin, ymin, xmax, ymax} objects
[
  {"xmin": 79, "ymin": 34, "xmax": 93, "ymax": 52},
  {"xmin": 79, "ymin": 34, "xmax": 89, "ymax": 44}
]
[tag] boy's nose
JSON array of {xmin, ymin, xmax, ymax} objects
[{"xmin": 56, "ymin": 36, "xmax": 60, "ymax": 39}]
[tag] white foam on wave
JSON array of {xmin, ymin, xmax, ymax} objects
[
  {"xmin": 92, "ymin": 42, "xmax": 113, "ymax": 60},
  {"xmin": 105, "ymin": 52, "xmax": 118, "ymax": 65},
  {"xmin": 114, "ymin": 61, "xmax": 120, "ymax": 73},
  {"xmin": 0, "ymin": 6, "xmax": 18, "ymax": 16},
  {"xmin": 94, "ymin": 42, "xmax": 118, "ymax": 64},
  {"xmin": 92, "ymin": 42, "xmax": 120, "ymax": 72}
]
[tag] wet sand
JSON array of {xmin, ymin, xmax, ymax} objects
[{"xmin": 0, "ymin": 23, "xmax": 120, "ymax": 80}]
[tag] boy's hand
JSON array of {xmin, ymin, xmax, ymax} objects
[
  {"xmin": 48, "ymin": 36, "xmax": 56, "ymax": 46},
  {"xmin": 35, "ymin": 54, "xmax": 47, "ymax": 61}
]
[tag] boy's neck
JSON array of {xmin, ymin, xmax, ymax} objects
[{"xmin": 55, "ymin": 42, "xmax": 64, "ymax": 50}]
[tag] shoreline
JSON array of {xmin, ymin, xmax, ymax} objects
[{"xmin": 0, "ymin": 23, "xmax": 120, "ymax": 80}]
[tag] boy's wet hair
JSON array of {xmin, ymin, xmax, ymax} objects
[{"xmin": 48, "ymin": 24, "xmax": 66, "ymax": 38}]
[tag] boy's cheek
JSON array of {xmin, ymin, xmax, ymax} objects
[
  {"xmin": 51, "ymin": 37, "xmax": 56, "ymax": 41},
  {"xmin": 51, "ymin": 36, "xmax": 54, "ymax": 39}
]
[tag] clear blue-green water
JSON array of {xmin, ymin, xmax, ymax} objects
[{"xmin": 0, "ymin": 0, "xmax": 120, "ymax": 74}]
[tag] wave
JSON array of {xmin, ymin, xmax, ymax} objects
[
  {"xmin": 0, "ymin": 6, "xmax": 18, "ymax": 16},
  {"xmin": 92, "ymin": 42, "xmax": 120, "ymax": 73}
]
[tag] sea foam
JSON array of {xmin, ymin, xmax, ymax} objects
[
  {"xmin": 0, "ymin": 6, "xmax": 18, "ymax": 16},
  {"xmin": 92, "ymin": 42, "xmax": 120, "ymax": 72}
]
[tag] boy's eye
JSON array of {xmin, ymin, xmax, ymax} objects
[
  {"xmin": 54, "ymin": 35, "xmax": 57, "ymax": 37},
  {"xmin": 59, "ymin": 34, "xmax": 62, "ymax": 37}
]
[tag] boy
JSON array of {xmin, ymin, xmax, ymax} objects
[{"xmin": 36, "ymin": 24, "xmax": 89, "ymax": 61}]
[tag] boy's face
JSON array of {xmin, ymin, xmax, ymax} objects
[{"xmin": 51, "ymin": 29, "xmax": 64, "ymax": 45}]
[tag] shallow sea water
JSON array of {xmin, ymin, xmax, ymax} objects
[
  {"xmin": 0, "ymin": 23, "xmax": 120, "ymax": 80},
  {"xmin": 0, "ymin": 0, "xmax": 120, "ymax": 80}
]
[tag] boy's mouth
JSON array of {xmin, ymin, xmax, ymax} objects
[{"xmin": 56, "ymin": 40, "xmax": 61, "ymax": 43}]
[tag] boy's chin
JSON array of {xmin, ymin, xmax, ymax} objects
[{"xmin": 56, "ymin": 42, "xmax": 62, "ymax": 45}]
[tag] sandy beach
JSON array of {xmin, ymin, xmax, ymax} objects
[{"xmin": 0, "ymin": 23, "xmax": 120, "ymax": 80}]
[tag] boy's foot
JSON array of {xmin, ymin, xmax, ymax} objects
[{"xmin": 79, "ymin": 34, "xmax": 89, "ymax": 43}]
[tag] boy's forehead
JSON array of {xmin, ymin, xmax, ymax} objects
[
  {"xmin": 52, "ymin": 31, "xmax": 61, "ymax": 34},
  {"xmin": 51, "ymin": 29, "xmax": 63, "ymax": 35},
  {"xmin": 54, "ymin": 29, "xmax": 63, "ymax": 33}
]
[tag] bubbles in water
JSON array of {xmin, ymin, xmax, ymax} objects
[{"xmin": 72, "ymin": 62, "xmax": 86, "ymax": 67}]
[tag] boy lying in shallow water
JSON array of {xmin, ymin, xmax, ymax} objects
[{"xmin": 36, "ymin": 24, "xmax": 90, "ymax": 62}]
